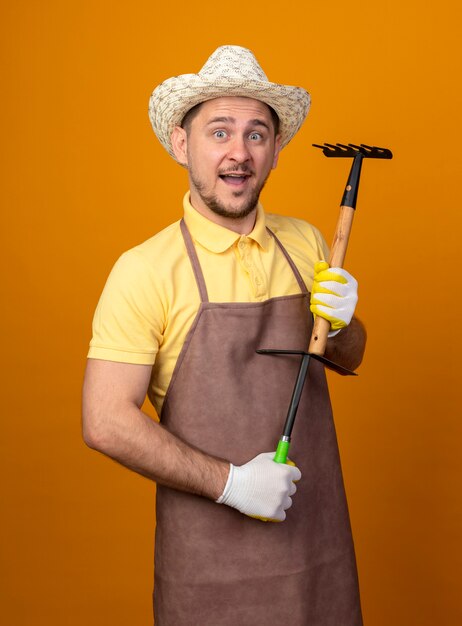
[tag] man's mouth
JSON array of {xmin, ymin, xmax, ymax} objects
[{"xmin": 219, "ymin": 172, "xmax": 252, "ymax": 186}]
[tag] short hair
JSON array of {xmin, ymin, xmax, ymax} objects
[
  {"xmin": 181, "ymin": 103, "xmax": 203, "ymax": 134},
  {"xmin": 181, "ymin": 101, "xmax": 280, "ymax": 136}
]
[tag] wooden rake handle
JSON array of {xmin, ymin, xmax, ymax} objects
[{"xmin": 308, "ymin": 204, "xmax": 355, "ymax": 355}]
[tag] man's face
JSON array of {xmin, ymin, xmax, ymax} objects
[{"xmin": 172, "ymin": 97, "xmax": 281, "ymax": 227}]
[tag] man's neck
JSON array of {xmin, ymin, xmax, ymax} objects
[{"xmin": 189, "ymin": 197, "xmax": 257, "ymax": 235}]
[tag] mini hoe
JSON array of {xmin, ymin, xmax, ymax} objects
[{"xmin": 257, "ymin": 143, "xmax": 393, "ymax": 464}]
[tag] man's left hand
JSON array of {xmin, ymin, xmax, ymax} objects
[{"xmin": 310, "ymin": 261, "xmax": 358, "ymax": 334}]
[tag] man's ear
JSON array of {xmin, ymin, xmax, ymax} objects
[
  {"xmin": 171, "ymin": 126, "xmax": 188, "ymax": 166},
  {"xmin": 272, "ymin": 134, "xmax": 282, "ymax": 170}
]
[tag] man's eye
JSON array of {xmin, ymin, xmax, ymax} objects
[
  {"xmin": 214, "ymin": 130, "xmax": 227, "ymax": 139},
  {"xmin": 249, "ymin": 132, "xmax": 262, "ymax": 141}
]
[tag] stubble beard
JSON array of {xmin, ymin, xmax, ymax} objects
[{"xmin": 189, "ymin": 166, "xmax": 269, "ymax": 220}]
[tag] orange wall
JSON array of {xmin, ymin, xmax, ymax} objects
[{"xmin": 1, "ymin": 1, "xmax": 460, "ymax": 624}]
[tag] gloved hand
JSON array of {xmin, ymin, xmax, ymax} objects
[
  {"xmin": 216, "ymin": 452, "xmax": 301, "ymax": 522},
  {"xmin": 310, "ymin": 261, "xmax": 358, "ymax": 336}
]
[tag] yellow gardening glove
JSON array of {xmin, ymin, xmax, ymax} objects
[{"xmin": 310, "ymin": 261, "xmax": 358, "ymax": 334}]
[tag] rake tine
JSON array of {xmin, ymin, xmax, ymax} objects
[
  {"xmin": 334, "ymin": 144, "xmax": 354, "ymax": 151},
  {"xmin": 337, "ymin": 143, "xmax": 361, "ymax": 154},
  {"xmin": 312, "ymin": 143, "xmax": 338, "ymax": 153},
  {"xmin": 313, "ymin": 143, "xmax": 359, "ymax": 157},
  {"xmin": 330, "ymin": 144, "xmax": 355, "ymax": 152},
  {"xmin": 348, "ymin": 143, "xmax": 393, "ymax": 158},
  {"xmin": 367, "ymin": 145, "xmax": 393, "ymax": 158}
]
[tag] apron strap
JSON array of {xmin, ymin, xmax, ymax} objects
[
  {"xmin": 180, "ymin": 219, "xmax": 209, "ymax": 303},
  {"xmin": 268, "ymin": 228, "xmax": 310, "ymax": 294}
]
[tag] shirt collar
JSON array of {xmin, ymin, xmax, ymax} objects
[{"xmin": 182, "ymin": 192, "xmax": 271, "ymax": 253}]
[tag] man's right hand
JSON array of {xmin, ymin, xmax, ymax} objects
[{"xmin": 216, "ymin": 452, "xmax": 301, "ymax": 522}]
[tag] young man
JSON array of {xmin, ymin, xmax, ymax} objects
[{"xmin": 83, "ymin": 45, "xmax": 366, "ymax": 625}]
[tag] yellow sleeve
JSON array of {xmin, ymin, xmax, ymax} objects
[
  {"xmin": 312, "ymin": 225, "xmax": 330, "ymax": 263},
  {"xmin": 87, "ymin": 249, "xmax": 164, "ymax": 365}
]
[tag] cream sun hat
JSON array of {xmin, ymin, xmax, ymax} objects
[{"xmin": 148, "ymin": 45, "xmax": 311, "ymax": 161}]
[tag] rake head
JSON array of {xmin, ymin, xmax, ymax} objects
[{"xmin": 313, "ymin": 143, "xmax": 393, "ymax": 159}]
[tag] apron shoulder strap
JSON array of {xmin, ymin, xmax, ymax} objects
[
  {"xmin": 267, "ymin": 227, "xmax": 309, "ymax": 294},
  {"xmin": 180, "ymin": 219, "xmax": 209, "ymax": 303}
]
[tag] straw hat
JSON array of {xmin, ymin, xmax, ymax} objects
[{"xmin": 148, "ymin": 45, "xmax": 311, "ymax": 161}]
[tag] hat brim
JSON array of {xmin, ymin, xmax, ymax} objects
[{"xmin": 149, "ymin": 74, "xmax": 311, "ymax": 161}]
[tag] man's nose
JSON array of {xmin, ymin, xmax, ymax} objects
[{"xmin": 227, "ymin": 136, "xmax": 251, "ymax": 162}]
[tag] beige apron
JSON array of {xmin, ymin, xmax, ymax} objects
[{"xmin": 153, "ymin": 220, "xmax": 363, "ymax": 625}]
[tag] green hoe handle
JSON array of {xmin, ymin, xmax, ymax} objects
[{"xmin": 274, "ymin": 439, "xmax": 290, "ymax": 464}]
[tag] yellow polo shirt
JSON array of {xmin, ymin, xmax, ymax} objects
[{"xmin": 88, "ymin": 193, "xmax": 329, "ymax": 414}]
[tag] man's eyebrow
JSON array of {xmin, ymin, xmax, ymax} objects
[
  {"xmin": 206, "ymin": 116, "xmax": 234, "ymax": 125},
  {"xmin": 250, "ymin": 119, "xmax": 271, "ymax": 131},
  {"xmin": 205, "ymin": 117, "xmax": 271, "ymax": 130}
]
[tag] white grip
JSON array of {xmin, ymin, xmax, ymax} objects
[{"xmin": 216, "ymin": 452, "xmax": 301, "ymax": 521}]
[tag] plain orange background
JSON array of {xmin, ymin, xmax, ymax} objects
[{"xmin": 1, "ymin": 1, "xmax": 460, "ymax": 624}]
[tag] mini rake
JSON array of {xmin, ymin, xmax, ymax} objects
[{"xmin": 257, "ymin": 143, "xmax": 393, "ymax": 464}]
